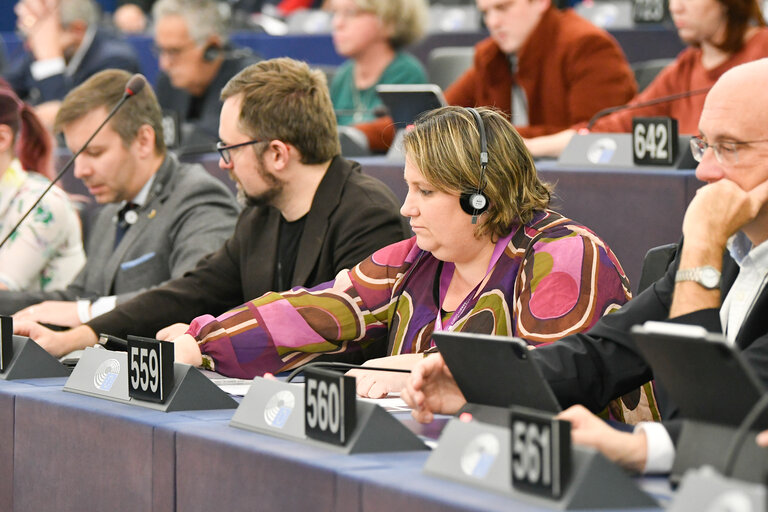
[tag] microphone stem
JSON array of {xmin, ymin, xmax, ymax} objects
[
  {"xmin": 0, "ymin": 91, "xmax": 132, "ymax": 251},
  {"xmin": 585, "ymin": 87, "xmax": 711, "ymax": 131}
]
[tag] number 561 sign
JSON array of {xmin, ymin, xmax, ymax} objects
[
  {"xmin": 510, "ymin": 407, "xmax": 571, "ymax": 499},
  {"xmin": 127, "ymin": 335, "xmax": 174, "ymax": 403}
]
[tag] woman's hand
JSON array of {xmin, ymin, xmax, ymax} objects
[
  {"xmin": 171, "ymin": 334, "xmax": 203, "ymax": 367},
  {"xmin": 346, "ymin": 354, "xmax": 423, "ymax": 398}
]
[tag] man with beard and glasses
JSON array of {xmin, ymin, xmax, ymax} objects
[{"xmin": 15, "ymin": 58, "xmax": 410, "ymax": 358}]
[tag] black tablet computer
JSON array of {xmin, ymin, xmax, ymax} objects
[
  {"xmin": 431, "ymin": 331, "xmax": 561, "ymax": 413},
  {"xmin": 631, "ymin": 322, "xmax": 768, "ymax": 427},
  {"xmin": 375, "ymin": 84, "xmax": 447, "ymax": 128}
]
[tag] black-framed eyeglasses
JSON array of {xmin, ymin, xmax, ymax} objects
[
  {"xmin": 151, "ymin": 42, "xmax": 197, "ymax": 60},
  {"xmin": 690, "ymin": 136, "xmax": 768, "ymax": 165},
  {"xmin": 216, "ymin": 139, "xmax": 261, "ymax": 164}
]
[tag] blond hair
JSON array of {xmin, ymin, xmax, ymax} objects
[{"xmin": 404, "ymin": 106, "xmax": 552, "ymax": 239}]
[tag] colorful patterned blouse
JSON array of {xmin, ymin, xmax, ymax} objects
[
  {"xmin": 0, "ymin": 160, "xmax": 85, "ymax": 291},
  {"xmin": 188, "ymin": 210, "xmax": 632, "ymax": 379}
]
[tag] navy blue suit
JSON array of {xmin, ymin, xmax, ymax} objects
[{"xmin": 4, "ymin": 29, "xmax": 140, "ymax": 104}]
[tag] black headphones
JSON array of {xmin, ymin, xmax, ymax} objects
[
  {"xmin": 459, "ymin": 107, "xmax": 490, "ymax": 224},
  {"xmin": 202, "ymin": 43, "xmax": 221, "ymax": 61}
]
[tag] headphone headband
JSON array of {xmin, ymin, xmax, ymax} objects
[{"xmin": 460, "ymin": 107, "xmax": 490, "ymax": 224}]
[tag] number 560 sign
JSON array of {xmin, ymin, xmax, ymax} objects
[{"xmin": 127, "ymin": 335, "xmax": 174, "ymax": 403}]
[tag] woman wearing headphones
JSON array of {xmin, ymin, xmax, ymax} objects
[
  {"xmin": 175, "ymin": 107, "xmax": 637, "ymax": 412},
  {"xmin": 0, "ymin": 87, "xmax": 85, "ymax": 291}
]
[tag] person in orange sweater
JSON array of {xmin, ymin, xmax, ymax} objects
[
  {"xmin": 525, "ymin": 0, "xmax": 768, "ymax": 157},
  {"xmin": 356, "ymin": 0, "xmax": 637, "ymax": 152}
]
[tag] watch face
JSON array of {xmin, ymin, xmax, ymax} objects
[{"xmin": 700, "ymin": 268, "xmax": 720, "ymax": 289}]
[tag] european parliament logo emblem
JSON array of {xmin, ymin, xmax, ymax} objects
[
  {"xmin": 587, "ymin": 137, "xmax": 618, "ymax": 164},
  {"xmin": 93, "ymin": 358, "xmax": 121, "ymax": 391},
  {"xmin": 263, "ymin": 390, "xmax": 296, "ymax": 429},
  {"xmin": 460, "ymin": 433, "xmax": 500, "ymax": 479}
]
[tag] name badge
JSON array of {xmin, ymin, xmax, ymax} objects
[
  {"xmin": 304, "ymin": 367, "xmax": 356, "ymax": 446},
  {"xmin": 510, "ymin": 407, "xmax": 571, "ymax": 499},
  {"xmin": 127, "ymin": 335, "xmax": 174, "ymax": 403},
  {"xmin": 632, "ymin": 117, "xmax": 678, "ymax": 166},
  {"xmin": 632, "ymin": 0, "xmax": 666, "ymax": 23}
]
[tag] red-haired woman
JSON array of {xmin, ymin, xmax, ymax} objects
[{"xmin": 0, "ymin": 87, "xmax": 85, "ymax": 291}]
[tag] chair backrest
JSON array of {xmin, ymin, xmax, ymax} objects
[
  {"xmin": 427, "ymin": 46, "xmax": 474, "ymax": 91},
  {"xmin": 637, "ymin": 243, "xmax": 678, "ymax": 294}
]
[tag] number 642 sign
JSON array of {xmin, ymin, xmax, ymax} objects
[{"xmin": 127, "ymin": 335, "xmax": 174, "ymax": 403}]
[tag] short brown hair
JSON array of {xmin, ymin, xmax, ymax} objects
[
  {"xmin": 55, "ymin": 69, "xmax": 166, "ymax": 154},
  {"xmin": 404, "ymin": 106, "xmax": 552, "ymax": 240},
  {"xmin": 715, "ymin": 0, "xmax": 766, "ymax": 53},
  {"xmin": 220, "ymin": 58, "xmax": 339, "ymax": 164}
]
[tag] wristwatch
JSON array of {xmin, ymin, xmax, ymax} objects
[{"xmin": 674, "ymin": 265, "xmax": 721, "ymax": 289}]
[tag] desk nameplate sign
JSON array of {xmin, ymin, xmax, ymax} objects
[
  {"xmin": 64, "ymin": 347, "xmax": 236, "ymax": 411},
  {"xmin": 0, "ymin": 316, "xmax": 69, "ymax": 380},
  {"xmin": 669, "ymin": 466, "xmax": 766, "ymax": 512},
  {"xmin": 511, "ymin": 407, "xmax": 571, "ymax": 499},
  {"xmin": 632, "ymin": 0, "xmax": 667, "ymax": 23},
  {"xmin": 231, "ymin": 377, "xmax": 426, "ymax": 454},
  {"xmin": 424, "ymin": 416, "xmax": 657, "ymax": 509},
  {"xmin": 127, "ymin": 335, "xmax": 174, "ymax": 403},
  {"xmin": 632, "ymin": 117, "xmax": 679, "ymax": 166},
  {"xmin": 559, "ymin": 133, "xmax": 696, "ymax": 169},
  {"xmin": 304, "ymin": 367, "xmax": 356, "ymax": 446}
]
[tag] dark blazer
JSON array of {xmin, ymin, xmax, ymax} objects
[
  {"xmin": 530, "ymin": 241, "xmax": 768, "ymax": 439},
  {"xmin": 0, "ymin": 154, "xmax": 239, "ymax": 314},
  {"xmin": 4, "ymin": 29, "xmax": 140, "ymax": 104},
  {"xmin": 155, "ymin": 54, "xmax": 255, "ymax": 150},
  {"xmin": 87, "ymin": 156, "xmax": 411, "ymax": 339}
]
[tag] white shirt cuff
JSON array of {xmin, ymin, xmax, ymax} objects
[
  {"xmin": 76, "ymin": 299, "xmax": 92, "ymax": 323},
  {"xmin": 30, "ymin": 58, "xmax": 66, "ymax": 81},
  {"xmin": 90, "ymin": 296, "xmax": 117, "ymax": 319},
  {"xmin": 635, "ymin": 422, "xmax": 676, "ymax": 474}
]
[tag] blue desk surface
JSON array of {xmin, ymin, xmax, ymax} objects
[{"xmin": 0, "ymin": 377, "xmax": 668, "ymax": 512}]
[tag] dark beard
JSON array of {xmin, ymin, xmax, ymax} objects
[{"xmin": 238, "ymin": 184, "xmax": 282, "ymax": 209}]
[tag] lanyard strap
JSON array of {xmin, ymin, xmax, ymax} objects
[{"xmin": 434, "ymin": 231, "xmax": 514, "ymax": 332}]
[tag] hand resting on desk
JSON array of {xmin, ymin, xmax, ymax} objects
[{"xmin": 401, "ymin": 353, "xmax": 467, "ymax": 423}]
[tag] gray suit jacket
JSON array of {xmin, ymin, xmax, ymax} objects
[{"xmin": 0, "ymin": 154, "xmax": 239, "ymax": 314}]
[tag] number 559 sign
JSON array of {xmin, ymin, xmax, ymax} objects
[
  {"xmin": 510, "ymin": 407, "xmax": 571, "ymax": 499},
  {"xmin": 127, "ymin": 335, "xmax": 174, "ymax": 403}
]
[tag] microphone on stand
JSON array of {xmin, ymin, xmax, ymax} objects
[
  {"xmin": 585, "ymin": 87, "xmax": 711, "ymax": 131},
  {"xmin": 0, "ymin": 74, "xmax": 148, "ymax": 252}
]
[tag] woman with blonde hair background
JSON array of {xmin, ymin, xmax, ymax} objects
[{"xmin": 329, "ymin": 0, "xmax": 428, "ymax": 125}]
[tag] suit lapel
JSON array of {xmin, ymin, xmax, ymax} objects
[
  {"xmin": 103, "ymin": 157, "xmax": 175, "ymax": 293},
  {"xmin": 291, "ymin": 157, "xmax": 351, "ymax": 286}
]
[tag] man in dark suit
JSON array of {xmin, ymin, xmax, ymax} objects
[
  {"xmin": 402, "ymin": 58, "xmax": 768, "ymax": 474},
  {"xmin": 7, "ymin": 69, "xmax": 239, "ymax": 334},
  {"xmin": 5, "ymin": 0, "xmax": 140, "ymax": 127},
  {"xmin": 152, "ymin": 0, "xmax": 257, "ymax": 151},
  {"xmin": 16, "ymin": 58, "xmax": 410, "ymax": 358}
]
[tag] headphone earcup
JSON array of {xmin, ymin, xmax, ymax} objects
[
  {"xmin": 459, "ymin": 191, "xmax": 489, "ymax": 216},
  {"xmin": 203, "ymin": 44, "xmax": 220, "ymax": 61}
]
